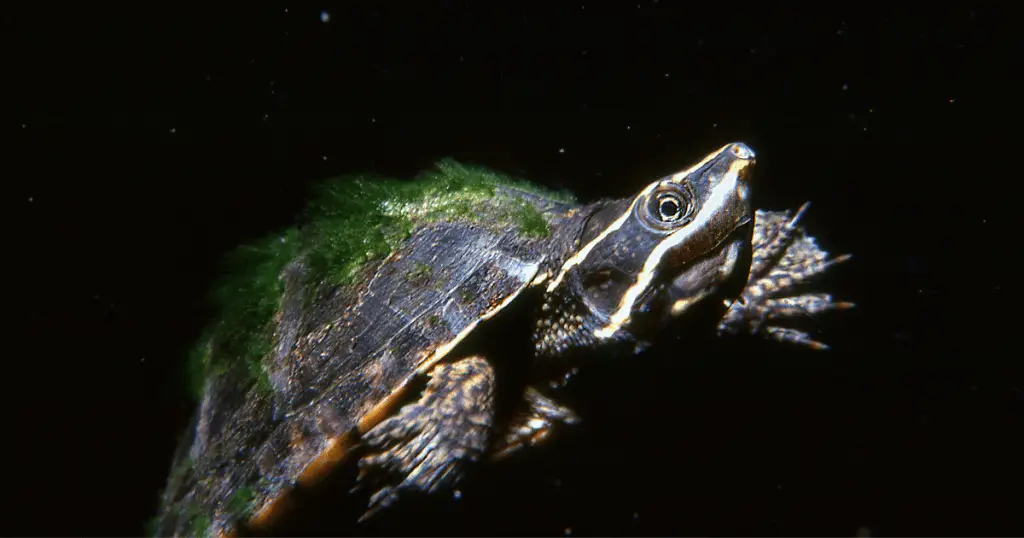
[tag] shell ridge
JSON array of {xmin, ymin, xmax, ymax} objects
[{"xmin": 298, "ymin": 225, "xmax": 504, "ymax": 414}]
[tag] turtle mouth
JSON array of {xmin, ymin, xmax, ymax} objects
[{"xmin": 667, "ymin": 223, "xmax": 753, "ymax": 318}]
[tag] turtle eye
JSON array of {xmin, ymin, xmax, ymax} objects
[
  {"xmin": 657, "ymin": 193, "xmax": 684, "ymax": 222},
  {"xmin": 638, "ymin": 184, "xmax": 695, "ymax": 230},
  {"xmin": 647, "ymin": 187, "xmax": 692, "ymax": 226}
]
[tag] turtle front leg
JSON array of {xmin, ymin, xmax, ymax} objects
[
  {"xmin": 356, "ymin": 355, "xmax": 495, "ymax": 521},
  {"xmin": 490, "ymin": 386, "xmax": 580, "ymax": 461},
  {"xmin": 718, "ymin": 203, "xmax": 854, "ymax": 349}
]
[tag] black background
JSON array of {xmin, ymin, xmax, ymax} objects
[{"xmin": 9, "ymin": 3, "xmax": 1020, "ymax": 536}]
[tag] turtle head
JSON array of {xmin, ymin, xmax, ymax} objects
[{"xmin": 536, "ymin": 142, "xmax": 756, "ymax": 356}]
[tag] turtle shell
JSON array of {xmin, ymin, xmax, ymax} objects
[{"xmin": 152, "ymin": 160, "xmax": 579, "ymax": 537}]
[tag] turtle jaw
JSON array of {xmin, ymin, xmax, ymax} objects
[{"xmin": 665, "ymin": 224, "xmax": 753, "ymax": 319}]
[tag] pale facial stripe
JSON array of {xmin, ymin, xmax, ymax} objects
[
  {"xmin": 594, "ymin": 159, "xmax": 749, "ymax": 339},
  {"xmin": 545, "ymin": 184, "xmax": 656, "ymax": 294},
  {"xmin": 668, "ymin": 142, "xmax": 734, "ymax": 184}
]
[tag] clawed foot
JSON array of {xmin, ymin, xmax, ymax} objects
[
  {"xmin": 354, "ymin": 357, "xmax": 494, "ymax": 522},
  {"xmin": 719, "ymin": 203, "xmax": 854, "ymax": 350}
]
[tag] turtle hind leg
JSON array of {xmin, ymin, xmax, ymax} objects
[
  {"xmin": 490, "ymin": 386, "xmax": 580, "ymax": 461},
  {"xmin": 355, "ymin": 355, "xmax": 496, "ymax": 522}
]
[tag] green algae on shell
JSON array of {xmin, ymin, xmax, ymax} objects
[
  {"xmin": 183, "ymin": 159, "xmax": 575, "ymax": 400},
  {"xmin": 303, "ymin": 158, "xmax": 574, "ymax": 286}
]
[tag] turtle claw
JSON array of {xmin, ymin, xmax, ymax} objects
[
  {"xmin": 491, "ymin": 386, "xmax": 580, "ymax": 461},
  {"xmin": 761, "ymin": 326, "xmax": 830, "ymax": 351},
  {"xmin": 357, "ymin": 486, "xmax": 398, "ymax": 523}
]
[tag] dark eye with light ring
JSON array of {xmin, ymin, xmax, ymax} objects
[
  {"xmin": 655, "ymin": 188, "xmax": 696, "ymax": 224},
  {"xmin": 656, "ymin": 192, "xmax": 687, "ymax": 222},
  {"xmin": 640, "ymin": 185, "xmax": 694, "ymax": 229}
]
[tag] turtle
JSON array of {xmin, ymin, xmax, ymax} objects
[{"xmin": 152, "ymin": 142, "xmax": 852, "ymax": 537}]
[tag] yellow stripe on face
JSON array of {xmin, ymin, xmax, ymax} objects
[
  {"xmin": 594, "ymin": 158, "xmax": 749, "ymax": 339},
  {"xmin": 667, "ymin": 143, "xmax": 735, "ymax": 184},
  {"xmin": 545, "ymin": 183, "xmax": 657, "ymax": 294}
]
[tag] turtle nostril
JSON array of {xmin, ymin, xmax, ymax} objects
[{"xmin": 730, "ymin": 143, "xmax": 755, "ymax": 160}]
